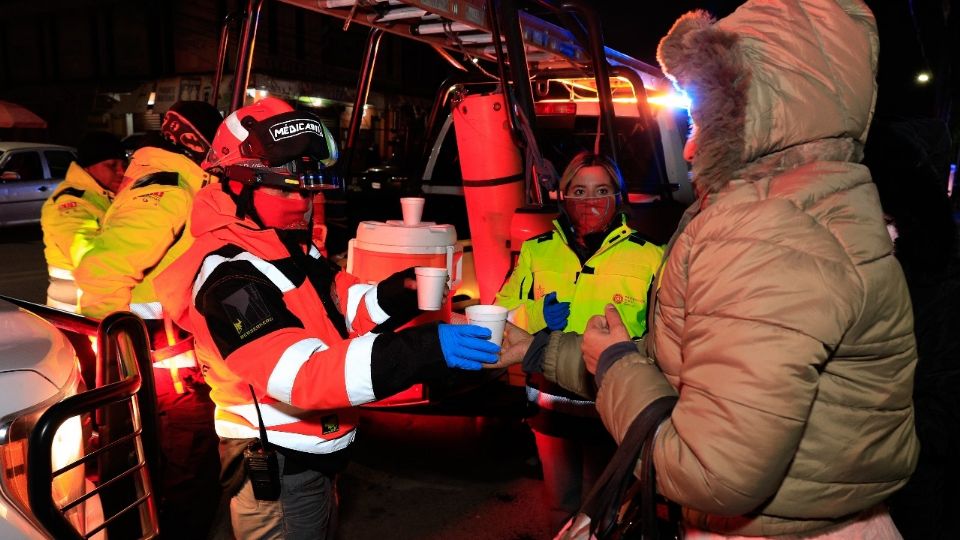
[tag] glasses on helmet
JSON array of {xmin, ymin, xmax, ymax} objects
[{"xmin": 224, "ymin": 157, "xmax": 342, "ymax": 192}]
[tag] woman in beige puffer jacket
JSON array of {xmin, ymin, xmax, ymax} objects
[{"xmin": 534, "ymin": 0, "xmax": 920, "ymax": 536}]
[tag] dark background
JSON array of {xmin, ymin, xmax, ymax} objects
[{"xmin": 0, "ymin": 1, "xmax": 957, "ymax": 159}]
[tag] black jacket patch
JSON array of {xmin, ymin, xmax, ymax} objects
[
  {"xmin": 533, "ymin": 231, "xmax": 555, "ymax": 243},
  {"xmin": 132, "ymin": 171, "xmax": 180, "ymax": 189},
  {"xmin": 197, "ymin": 259, "xmax": 304, "ymax": 358},
  {"xmin": 627, "ymin": 233, "xmax": 649, "ymax": 246},
  {"xmin": 53, "ymin": 187, "xmax": 85, "ymax": 202}
]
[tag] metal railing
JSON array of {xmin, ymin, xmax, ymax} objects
[{"xmin": 25, "ymin": 311, "xmax": 160, "ymax": 540}]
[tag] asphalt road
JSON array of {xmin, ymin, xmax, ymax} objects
[{"xmin": 0, "ymin": 224, "xmax": 555, "ymax": 540}]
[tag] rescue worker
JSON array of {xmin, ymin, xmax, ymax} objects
[
  {"xmin": 41, "ymin": 131, "xmax": 126, "ymax": 312},
  {"xmin": 73, "ymin": 100, "xmax": 225, "ymax": 538},
  {"xmin": 494, "ymin": 151, "xmax": 664, "ymax": 532},
  {"xmin": 153, "ymin": 97, "xmax": 500, "ymax": 539}
]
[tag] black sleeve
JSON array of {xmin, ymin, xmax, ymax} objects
[
  {"xmin": 195, "ymin": 260, "xmax": 304, "ymax": 358},
  {"xmin": 372, "ymin": 267, "xmax": 421, "ymax": 332},
  {"xmin": 521, "ymin": 329, "xmax": 553, "ymax": 374},
  {"xmin": 370, "ymin": 322, "xmax": 448, "ymax": 399}
]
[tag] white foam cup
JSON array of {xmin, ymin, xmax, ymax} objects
[
  {"xmin": 400, "ymin": 197, "xmax": 425, "ymax": 226},
  {"xmin": 415, "ymin": 266, "xmax": 448, "ymax": 311},
  {"xmin": 464, "ymin": 304, "xmax": 508, "ymax": 346}
]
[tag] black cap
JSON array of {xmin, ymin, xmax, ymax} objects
[
  {"xmin": 76, "ymin": 131, "xmax": 126, "ymax": 168},
  {"xmin": 162, "ymin": 101, "xmax": 223, "ymax": 162}
]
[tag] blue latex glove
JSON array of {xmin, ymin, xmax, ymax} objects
[
  {"xmin": 437, "ymin": 324, "xmax": 501, "ymax": 370},
  {"xmin": 542, "ymin": 291, "xmax": 571, "ymax": 331}
]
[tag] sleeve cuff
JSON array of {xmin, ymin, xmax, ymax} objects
[
  {"xmin": 595, "ymin": 341, "xmax": 640, "ymax": 387},
  {"xmin": 521, "ymin": 329, "xmax": 552, "ymax": 374}
]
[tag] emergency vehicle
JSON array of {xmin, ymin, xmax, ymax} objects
[{"xmin": 225, "ymin": 0, "xmax": 694, "ymax": 409}]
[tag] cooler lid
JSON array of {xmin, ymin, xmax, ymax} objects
[{"xmin": 355, "ymin": 220, "xmax": 458, "ymax": 247}]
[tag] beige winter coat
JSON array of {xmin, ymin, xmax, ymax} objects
[{"xmin": 545, "ymin": 0, "xmax": 919, "ymax": 536}]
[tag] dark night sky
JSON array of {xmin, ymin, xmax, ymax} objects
[{"xmin": 592, "ymin": 0, "xmax": 957, "ymax": 123}]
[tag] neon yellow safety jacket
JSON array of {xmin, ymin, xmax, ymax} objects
[
  {"xmin": 496, "ymin": 217, "xmax": 664, "ymax": 337},
  {"xmin": 76, "ymin": 146, "xmax": 210, "ymax": 320},
  {"xmin": 40, "ymin": 162, "xmax": 114, "ymax": 312}
]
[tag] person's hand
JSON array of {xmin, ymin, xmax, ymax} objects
[
  {"xmin": 542, "ymin": 292, "xmax": 570, "ymax": 331},
  {"xmin": 582, "ymin": 304, "xmax": 630, "ymax": 374},
  {"xmin": 483, "ymin": 321, "xmax": 533, "ymax": 369},
  {"xmin": 438, "ymin": 324, "xmax": 501, "ymax": 370}
]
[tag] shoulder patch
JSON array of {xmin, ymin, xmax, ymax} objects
[
  {"xmin": 132, "ymin": 171, "xmax": 179, "ymax": 189},
  {"xmin": 53, "ymin": 187, "xmax": 85, "ymax": 202},
  {"xmin": 197, "ymin": 263, "xmax": 305, "ymax": 358},
  {"xmin": 533, "ymin": 231, "xmax": 554, "ymax": 243},
  {"xmin": 627, "ymin": 233, "xmax": 649, "ymax": 246}
]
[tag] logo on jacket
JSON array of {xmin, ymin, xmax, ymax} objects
[
  {"xmin": 270, "ymin": 119, "xmax": 324, "ymax": 141},
  {"xmin": 613, "ymin": 293, "xmax": 624, "ymax": 304},
  {"xmin": 321, "ymin": 414, "xmax": 339, "ymax": 435},
  {"xmin": 222, "ymin": 285, "xmax": 274, "ymax": 341},
  {"xmin": 58, "ymin": 201, "xmax": 78, "ymax": 212}
]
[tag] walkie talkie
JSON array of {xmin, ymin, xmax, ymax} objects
[{"xmin": 243, "ymin": 385, "xmax": 281, "ymax": 501}]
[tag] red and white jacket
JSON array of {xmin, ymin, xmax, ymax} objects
[{"xmin": 155, "ymin": 183, "xmax": 445, "ymax": 455}]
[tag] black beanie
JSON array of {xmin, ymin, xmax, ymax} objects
[{"xmin": 76, "ymin": 131, "xmax": 126, "ymax": 168}]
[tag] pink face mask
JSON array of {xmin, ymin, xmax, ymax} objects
[{"xmin": 563, "ymin": 195, "xmax": 616, "ymax": 237}]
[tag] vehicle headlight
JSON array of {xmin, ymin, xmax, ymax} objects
[{"xmin": 0, "ymin": 364, "xmax": 82, "ymax": 531}]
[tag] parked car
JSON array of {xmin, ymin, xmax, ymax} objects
[{"xmin": 0, "ymin": 143, "xmax": 76, "ymax": 226}]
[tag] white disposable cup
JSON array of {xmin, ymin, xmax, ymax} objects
[
  {"xmin": 465, "ymin": 304, "xmax": 508, "ymax": 346},
  {"xmin": 415, "ymin": 267, "xmax": 447, "ymax": 311},
  {"xmin": 400, "ymin": 197, "xmax": 425, "ymax": 226}
]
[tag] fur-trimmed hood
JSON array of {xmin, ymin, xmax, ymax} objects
[{"xmin": 657, "ymin": 0, "xmax": 879, "ymax": 194}]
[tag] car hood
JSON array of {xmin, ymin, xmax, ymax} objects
[{"xmin": 0, "ymin": 299, "xmax": 77, "ymax": 414}]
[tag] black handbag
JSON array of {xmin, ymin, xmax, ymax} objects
[{"xmin": 560, "ymin": 395, "xmax": 680, "ymax": 540}]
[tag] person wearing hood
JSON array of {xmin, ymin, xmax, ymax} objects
[
  {"xmin": 153, "ymin": 97, "xmax": 499, "ymax": 539},
  {"xmin": 499, "ymin": 0, "xmax": 918, "ymax": 537},
  {"xmin": 74, "ymin": 100, "xmax": 225, "ymax": 537},
  {"xmin": 40, "ymin": 131, "xmax": 126, "ymax": 312},
  {"xmin": 494, "ymin": 151, "xmax": 664, "ymax": 531}
]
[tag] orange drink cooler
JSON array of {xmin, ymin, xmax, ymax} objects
[{"xmin": 347, "ymin": 219, "xmax": 462, "ymax": 405}]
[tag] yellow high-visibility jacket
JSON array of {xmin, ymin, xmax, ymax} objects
[
  {"xmin": 496, "ymin": 216, "xmax": 664, "ymax": 337},
  {"xmin": 40, "ymin": 162, "xmax": 114, "ymax": 312},
  {"xmin": 76, "ymin": 147, "xmax": 210, "ymax": 320}
]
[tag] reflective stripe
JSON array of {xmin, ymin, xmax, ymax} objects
[
  {"xmin": 526, "ymin": 386, "xmax": 598, "ymax": 417},
  {"xmin": 225, "ymin": 400, "xmax": 314, "ymax": 428},
  {"xmin": 215, "ymin": 419, "xmax": 356, "ymax": 455},
  {"xmin": 130, "ymin": 302, "xmax": 163, "ymax": 319},
  {"xmin": 152, "ymin": 351, "xmax": 198, "ymax": 369},
  {"xmin": 345, "ymin": 283, "xmax": 374, "ymax": 331},
  {"xmin": 48, "ymin": 266, "xmax": 74, "ymax": 280},
  {"xmin": 223, "ymin": 113, "xmax": 249, "ymax": 142},
  {"xmin": 267, "ymin": 338, "xmax": 329, "ymax": 404},
  {"xmin": 46, "ymin": 297, "xmax": 78, "ymax": 313},
  {"xmin": 344, "ymin": 333, "xmax": 377, "ymax": 405},
  {"xmin": 363, "ymin": 286, "xmax": 389, "ymax": 325},
  {"xmin": 193, "ymin": 251, "xmax": 296, "ymax": 304},
  {"xmin": 308, "ymin": 245, "xmax": 321, "ymax": 259}
]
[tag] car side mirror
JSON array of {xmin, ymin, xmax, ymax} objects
[{"xmin": 0, "ymin": 171, "xmax": 21, "ymax": 181}]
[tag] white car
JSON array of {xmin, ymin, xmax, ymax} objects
[
  {"xmin": 0, "ymin": 297, "xmax": 159, "ymax": 538},
  {"xmin": 0, "ymin": 143, "xmax": 76, "ymax": 226}
]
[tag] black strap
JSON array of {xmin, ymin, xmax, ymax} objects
[{"xmin": 581, "ymin": 395, "xmax": 678, "ymax": 539}]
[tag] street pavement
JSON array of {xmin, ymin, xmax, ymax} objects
[{"xmin": 0, "ymin": 224, "xmax": 555, "ymax": 539}]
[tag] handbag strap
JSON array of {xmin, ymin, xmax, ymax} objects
[{"xmin": 581, "ymin": 395, "xmax": 677, "ymax": 539}]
